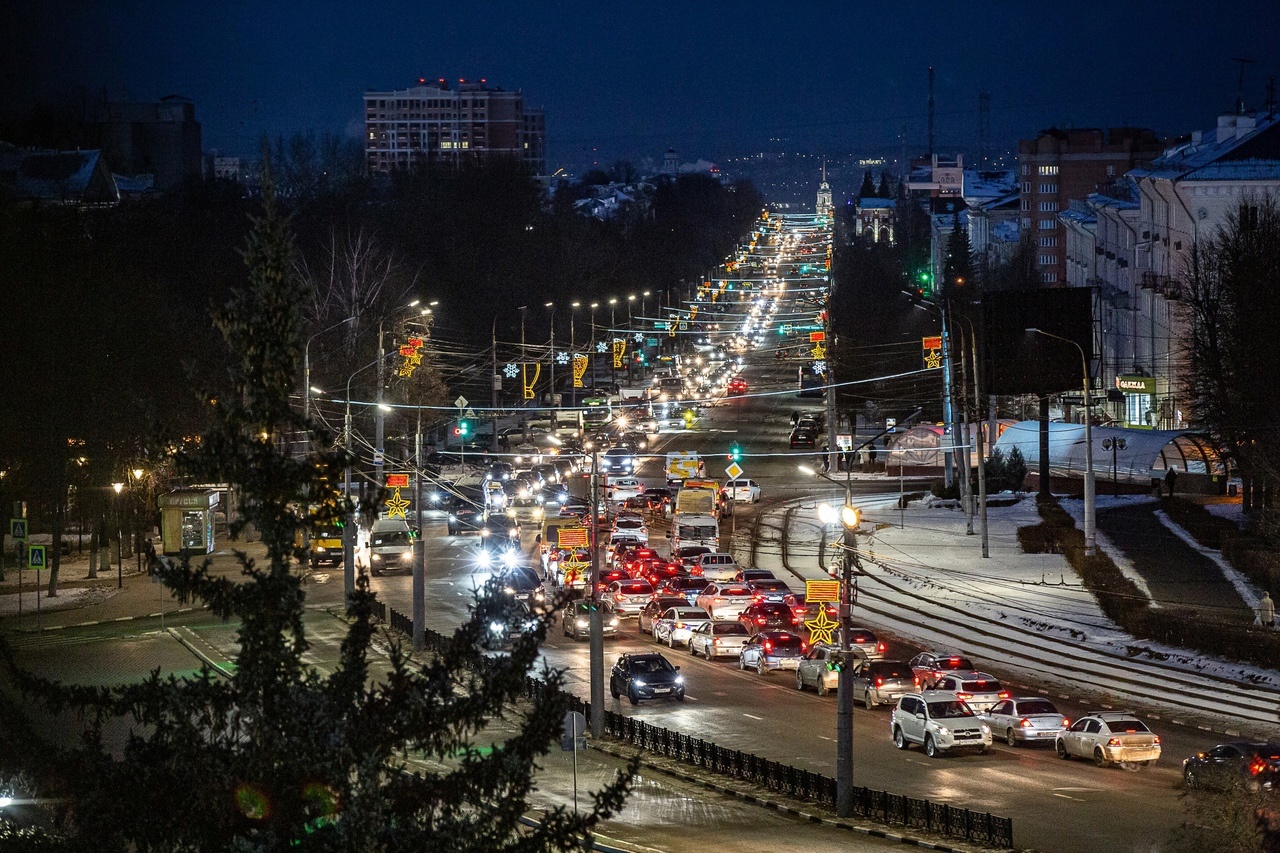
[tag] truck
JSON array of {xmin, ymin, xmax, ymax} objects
[
  {"xmin": 665, "ymin": 451, "xmax": 705, "ymax": 488},
  {"xmin": 674, "ymin": 479, "xmax": 720, "ymax": 517}
]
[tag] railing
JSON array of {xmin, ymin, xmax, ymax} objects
[{"xmin": 375, "ymin": 607, "xmax": 1014, "ymax": 849}]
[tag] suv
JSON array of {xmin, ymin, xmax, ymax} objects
[
  {"xmin": 600, "ymin": 447, "xmax": 635, "ymax": 475},
  {"xmin": 931, "ymin": 672, "xmax": 1008, "ymax": 713},
  {"xmin": 609, "ymin": 653, "xmax": 685, "ymax": 705},
  {"xmin": 850, "ymin": 659, "xmax": 915, "ymax": 709},
  {"xmin": 695, "ymin": 552, "xmax": 739, "ymax": 581},
  {"xmin": 909, "ymin": 651, "xmax": 976, "ymax": 689},
  {"xmin": 891, "ymin": 691, "xmax": 992, "ymax": 757}
]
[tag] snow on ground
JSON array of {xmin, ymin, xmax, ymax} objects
[
  {"xmin": 1204, "ymin": 501, "xmax": 1245, "ymax": 525},
  {"xmin": 0, "ymin": 584, "xmax": 117, "ymax": 617},
  {"xmin": 1154, "ymin": 508, "xmax": 1262, "ymax": 609}
]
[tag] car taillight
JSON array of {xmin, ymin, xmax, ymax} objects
[
  {"xmin": 998, "ymin": 691, "xmax": 1010, "ymax": 699},
  {"xmin": 913, "ymin": 676, "xmax": 920, "ymax": 686},
  {"xmin": 875, "ymin": 677, "xmax": 883, "ymax": 687},
  {"xmin": 1019, "ymin": 718, "xmax": 1032, "ymax": 728},
  {"xmin": 1107, "ymin": 737, "xmax": 1122, "ymax": 746},
  {"xmin": 753, "ymin": 594, "xmax": 764, "ymax": 602},
  {"xmin": 1153, "ymin": 736, "xmax": 1161, "ymax": 745},
  {"xmin": 801, "ymin": 640, "xmax": 808, "ymax": 652},
  {"xmin": 1061, "ymin": 718, "xmax": 1070, "ymax": 728},
  {"xmin": 713, "ymin": 638, "xmax": 721, "ymax": 645},
  {"xmin": 877, "ymin": 642, "xmax": 886, "ymax": 654},
  {"xmin": 764, "ymin": 641, "xmax": 772, "ymax": 651},
  {"xmin": 756, "ymin": 616, "xmax": 766, "ymax": 624},
  {"xmin": 614, "ymin": 593, "xmax": 624, "ymax": 601},
  {"xmin": 956, "ymin": 692, "xmax": 972, "ymax": 699},
  {"xmin": 1252, "ymin": 759, "xmax": 1267, "ymax": 776},
  {"xmin": 676, "ymin": 622, "xmax": 685, "ymax": 629},
  {"xmin": 714, "ymin": 597, "xmax": 723, "ymax": 603}
]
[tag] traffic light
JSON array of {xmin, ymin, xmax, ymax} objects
[
  {"xmin": 454, "ymin": 420, "xmax": 471, "ymax": 438},
  {"xmin": 728, "ymin": 443, "xmax": 743, "ymax": 463}
]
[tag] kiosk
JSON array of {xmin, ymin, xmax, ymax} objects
[{"xmin": 158, "ymin": 489, "xmax": 219, "ymax": 556}]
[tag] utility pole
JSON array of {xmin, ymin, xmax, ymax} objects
[
  {"xmin": 343, "ymin": 399, "xmax": 355, "ymax": 607},
  {"xmin": 413, "ymin": 423, "xmax": 426, "ymax": 651},
  {"xmin": 588, "ymin": 449, "xmax": 604, "ymax": 738},
  {"xmin": 546, "ymin": 302, "xmax": 556, "ymax": 407},
  {"xmin": 375, "ymin": 321, "xmax": 385, "ymax": 487},
  {"xmin": 491, "ymin": 318, "xmax": 499, "ymax": 452},
  {"xmin": 837, "ymin": 507, "xmax": 860, "ymax": 818}
]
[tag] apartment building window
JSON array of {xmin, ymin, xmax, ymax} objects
[
  {"xmin": 1038, "ymin": 201, "xmax": 1059, "ymax": 212},
  {"xmin": 1041, "ymin": 272, "xmax": 1059, "ymax": 283},
  {"xmin": 1022, "ymin": 182, "xmax": 1031, "ymax": 194},
  {"xmin": 1039, "ymin": 184, "xmax": 1057, "ymax": 194},
  {"xmin": 1106, "ymin": 165, "xmax": 1116, "ymax": 177},
  {"xmin": 1021, "ymin": 198, "xmax": 1030, "ymax": 211},
  {"xmin": 1039, "ymin": 165, "xmax": 1059, "ymax": 176},
  {"xmin": 1038, "ymin": 254, "xmax": 1058, "ymax": 266},
  {"xmin": 1021, "ymin": 217, "xmax": 1032, "ymax": 229},
  {"xmin": 1038, "ymin": 220, "xmax": 1057, "ymax": 230},
  {"xmin": 1022, "ymin": 164, "xmax": 1030, "ymax": 176},
  {"xmin": 1038, "ymin": 236, "xmax": 1059, "ymax": 247}
]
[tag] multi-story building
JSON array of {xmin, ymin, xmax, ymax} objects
[
  {"xmin": 905, "ymin": 153, "xmax": 964, "ymax": 200},
  {"xmin": 1018, "ymin": 127, "xmax": 1163, "ymax": 285},
  {"xmin": 363, "ymin": 78, "xmax": 545, "ymax": 175},
  {"xmin": 853, "ymin": 197, "xmax": 895, "ymax": 243},
  {"xmin": 94, "ymin": 95, "xmax": 203, "ymax": 191}
]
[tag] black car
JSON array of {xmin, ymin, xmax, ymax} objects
[
  {"xmin": 609, "ymin": 652, "xmax": 686, "ymax": 705},
  {"xmin": 480, "ymin": 599, "xmax": 538, "ymax": 650},
  {"xmin": 1184, "ymin": 742, "xmax": 1280, "ymax": 791},
  {"xmin": 497, "ymin": 566, "xmax": 546, "ymax": 608},
  {"xmin": 789, "ymin": 428, "xmax": 816, "ymax": 448},
  {"xmin": 447, "ymin": 490, "xmax": 485, "ymax": 535}
]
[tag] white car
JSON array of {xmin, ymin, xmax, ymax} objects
[
  {"xmin": 722, "ymin": 479, "xmax": 761, "ymax": 503},
  {"xmin": 981, "ymin": 697, "xmax": 1068, "ymax": 747},
  {"xmin": 695, "ymin": 552, "xmax": 739, "ymax": 582},
  {"xmin": 652, "ymin": 606, "xmax": 712, "ymax": 648},
  {"xmin": 688, "ymin": 620, "xmax": 751, "ymax": 659},
  {"xmin": 611, "ymin": 514, "xmax": 648, "ymax": 543},
  {"xmin": 931, "ymin": 672, "xmax": 1008, "ymax": 713},
  {"xmin": 607, "ymin": 477, "xmax": 645, "ymax": 504},
  {"xmin": 694, "ymin": 582, "xmax": 755, "ymax": 620},
  {"xmin": 603, "ymin": 579, "xmax": 655, "ymax": 617},
  {"xmin": 1055, "ymin": 712, "xmax": 1161, "ymax": 767},
  {"xmin": 891, "ymin": 691, "xmax": 992, "ymax": 757}
]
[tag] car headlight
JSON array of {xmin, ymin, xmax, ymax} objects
[
  {"xmin": 576, "ymin": 619, "xmax": 589, "ymax": 628},
  {"xmin": 448, "ymin": 514, "xmax": 457, "ymax": 522},
  {"xmin": 480, "ymin": 528, "xmax": 491, "ymax": 538},
  {"xmin": 609, "ymin": 618, "xmax": 619, "ymax": 627},
  {"xmin": 503, "ymin": 586, "xmax": 516, "ymax": 595},
  {"xmin": 400, "ymin": 551, "xmax": 413, "ymax": 562},
  {"xmin": 633, "ymin": 679, "xmax": 646, "ymax": 688},
  {"xmin": 980, "ymin": 724, "xmax": 991, "ymax": 734},
  {"xmin": 489, "ymin": 621, "xmax": 504, "ymax": 634},
  {"xmin": 475, "ymin": 551, "xmax": 492, "ymax": 568},
  {"xmin": 500, "ymin": 550, "xmax": 519, "ymax": 569},
  {"xmin": 937, "ymin": 726, "xmax": 950, "ymax": 737},
  {"xmin": 315, "ymin": 545, "xmax": 326, "ymax": 553},
  {"xmin": 674, "ymin": 676, "xmax": 684, "ymax": 685}
]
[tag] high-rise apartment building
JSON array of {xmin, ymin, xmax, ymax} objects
[
  {"xmin": 363, "ymin": 78, "xmax": 545, "ymax": 175},
  {"xmin": 1017, "ymin": 128, "xmax": 1163, "ymax": 284}
]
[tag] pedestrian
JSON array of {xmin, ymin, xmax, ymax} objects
[
  {"xmin": 1165, "ymin": 467, "xmax": 1178, "ymax": 497},
  {"xmin": 1260, "ymin": 591, "xmax": 1275, "ymax": 629},
  {"xmin": 143, "ymin": 537, "xmax": 157, "ymax": 575}
]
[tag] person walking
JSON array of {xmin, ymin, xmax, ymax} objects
[
  {"xmin": 1259, "ymin": 591, "xmax": 1275, "ymax": 629},
  {"xmin": 1165, "ymin": 467, "xmax": 1178, "ymax": 497}
]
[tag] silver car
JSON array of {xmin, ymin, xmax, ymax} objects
[
  {"xmin": 795, "ymin": 643, "xmax": 841, "ymax": 695},
  {"xmin": 603, "ymin": 579, "xmax": 655, "ymax": 617},
  {"xmin": 891, "ymin": 691, "xmax": 992, "ymax": 757},
  {"xmin": 652, "ymin": 607, "xmax": 712, "ymax": 648},
  {"xmin": 1056, "ymin": 712, "xmax": 1161, "ymax": 767},
  {"xmin": 849, "ymin": 659, "xmax": 915, "ymax": 708},
  {"xmin": 739, "ymin": 631, "xmax": 806, "ymax": 675},
  {"xmin": 688, "ymin": 621, "xmax": 750, "ymax": 659},
  {"xmin": 932, "ymin": 671, "xmax": 1008, "ymax": 713},
  {"xmin": 981, "ymin": 697, "xmax": 1068, "ymax": 747}
]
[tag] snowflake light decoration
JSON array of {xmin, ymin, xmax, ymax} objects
[
  {"xmin": 812, "ymin": 360, "xmax": 827, "ymax": 375},
  {"xmin": 595, "ymin": 341, "xmax": 607, "ymax": 353},
  {"xmin": 503, "ymin": 362, "xmax": 519, "ymax": 378},
  {"xmin": 555, "ymin": 351, "xmax": 570, "ymax": 365},
  {"xmin": 632, "ymin": 332, "xmax": 644, "ymax": 343}
]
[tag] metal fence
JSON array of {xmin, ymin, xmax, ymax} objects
[{"xmin": 376, "ymin": 607, "xmax": 1013, "ymax": 849}]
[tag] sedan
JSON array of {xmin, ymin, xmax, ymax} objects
[
  {"xmin": 638, "ymin": 561, "xmax": 686, "ymax": 589},
  {"xmin": 656, "ymin": 576, "xmax": 711, "ymax": 605},
  {"xmin": 688, "ymin": 621, "xmax": 751, "ymax": 659},
  {"xmin": 722, "ymin": 478, "xmax": 761, "ymax": 503},
  {"xmin": 735, "ymin": 569, "xmax": 776, "ymax": 584},
  {"xmin": 747, "ymin": 579, "xmax": 794, "ymax": 605},
  {"xmin": 561, "ymin": 600, "xmax": 620, "ymax": 641},
  {"xmin": 603, "ymin": 579, "xmax": 655, "ymax": 617},
  {"xmin": 846, "ymin": 627, "xmax": 887, "ymax": 661},
  {"xmin": 607, "ymin": 478, "xmax": 645, "ymax": 504},
  {"xmin": 1183, "ymin": 742, "xmax": 1280, "ymax": 791},
  {"xmin": 909, "ymin": 651, "xmax": 976, "ymax": 690},
  {"xmin": 739, "ymin": 631, "xmax": 807, "ymax": 675},
  {"xmin": 653, "ymin": 607, "xmax": 713, "ymax": 648},
  {"xmin": 610, "ymin": 515, "xmax": 648, "ymax": 543},
  {"xmin": 695, "ymin": 583, "xmax": 755, "ymax": 621},
  {"xmin": 739, "ymin": 602, "xmax": 801, "ymax": 634},
  {"xmin": 1056, "ymin": 713, "xmax": 1161, "ymax": 767},
  {"xmin": 849, "ymin": 659, "xmax": 916, "ymax": 709},
  {"xmin": 638, "ymin": 596, "xmax": 693, "ymax": 634},
  {"xmin": 981, "ymin": 697, "xmax": 1068, "ymax": 747}
]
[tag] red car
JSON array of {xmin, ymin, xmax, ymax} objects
[
  {"xmin": 593, "ymin": 568, "xmax": 627, "ymax": 593},
  {"xmin": 622, "ymin": 548, "xmax": 661, "ymax": 578},
  {"xmin": 727, "ymin": 377, "xmax": 748, "ymax": 396}
]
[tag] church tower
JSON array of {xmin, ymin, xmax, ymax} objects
[{"xmin": 816, "ymin": 160, "xmax": 833, "ymax": 216}]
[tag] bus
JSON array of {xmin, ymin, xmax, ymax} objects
[
  {"xmin": 582, "ymin": 397, "xmax": 611, "ymax": 431},
  {"xmin": 798, "ymin": 361, "xmax": 825, "ymax": 398}
]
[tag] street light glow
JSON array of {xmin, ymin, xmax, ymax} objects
[
  {"xmin": 797, "ymin": 464, "xmax": 816, "ymax": 476},
  {"xmin": 817, "ymin": 502, "xmax": 837, "ymax": 524},
  {"xmin": 132, "ymin": 468, "xmax": 145, "ymax": 480},
  {"xmin": 112, "ymin": 482, "xmax": 124, "ymax": 494},
  {"xmin": 378, "ymin": 404, "xmax": 393, "ymax": 412},
  {"xmin": 309, "ymin": 386, "xmax": 325, "ymax": 395}
]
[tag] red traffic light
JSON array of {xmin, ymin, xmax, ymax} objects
[{"xmin": 452, "ymin": 427, "xmax": 462, "ymax": 436}]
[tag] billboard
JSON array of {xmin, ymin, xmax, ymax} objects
[{"xmin": 982, "ymin": 288, "xmax": 1094, "ymax": 396}]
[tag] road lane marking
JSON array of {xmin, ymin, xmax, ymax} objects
[
  {"xmin": 817, "ymin": 735, "xmax": 833, "ymax": 741},
  {"xmin": 1052, "ymin": 793, "xmax": 1084, "ymax": 801},
  {"xmin": 743, "ymin": 713, "xmax": 764, "ymax": 720}
]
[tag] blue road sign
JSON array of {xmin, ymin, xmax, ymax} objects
[
  {"xmin": 10, "ymin": 518, "xmax": 28, "ymax": 541},
  {"xmin": 28, "ymin": 544, "xmax": 46, "ymax": 571}
]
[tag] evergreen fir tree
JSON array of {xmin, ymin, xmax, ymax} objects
[
  {"xmin": 876, "ymin": 171, "xmax": 892, "ymax": 198},
  {"xmin": 858, "ymin": 170, "xmax": 876, "ymax": 198},
  {"xmin": 2, "ymin": 159, "xmax": 632, "ymax": 850},
  {"xmin": 942, "ymin": 216, "xmax": 975, "ymax": 299}
]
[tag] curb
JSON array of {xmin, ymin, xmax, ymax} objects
[
  {"xmin": 517, "ymin": 814, "xmax": 660, "ymax": 853},
  {"xmin": 590, "ymin": 741, "xmax": 984, "ymax": 852},
  {"xmin": 27, "ymin": 606, "xmax": 208, "ymax": 633}
]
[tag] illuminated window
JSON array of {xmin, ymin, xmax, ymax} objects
[{"xmin": 1038, "ymin": 165, "xmax": 1059, "ymax": 176}]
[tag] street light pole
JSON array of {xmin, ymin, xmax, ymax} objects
[
  {"xmin": 589, "ymin": 448, "xmax": 605, "ymax": 738},
  {"xmin": 957, "ymin": 313, "xmax": 989, "ymax": 557},
  {"xmin": 112, "ymin": 482, "xmax": 124, "ymax": 588},
  {"xmin": 546, "ymin": 302, "xmax": 556, "ymax": 406},
  {"xmin": 1027, "ymin": 328, "xmax": 1095, "ymax": 556},
  {"xmin": 304, "ymin": 317, "xmax": 354, "ymax": 423}
]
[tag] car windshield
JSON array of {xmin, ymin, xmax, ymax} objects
[
  {"xmin": 372, "ymin": 532, "xmax": 409, "ymax": 546},
  {"xmin": 868, "ymin": 663, "xmax": 909, "ymax": 678},
  {"xmin": 928, "ymin": 701, "xmax": 976, "ymax": 719},
  {"xmin": 1105, "ymin": 719, "xmax": 1150, "ymax": 733},
  {"xmin": 1017, "ymin": 701, "xmax": 1060, "ymax": 716},
  {"xmin": 630, "ymin": 657, "xmax": 674, "ymax": 674},
  {"xmin": 768, "ymin": 636, "xmax": 804, "ymax": 651},
  {"xmin": 713, "ymin": 623, "xmax": 749, "ymax": 635}
]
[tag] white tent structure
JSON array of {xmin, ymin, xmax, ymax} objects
[{"xmin": 991, "ymin": 421, "xmax": 1227, "ymax": 494}]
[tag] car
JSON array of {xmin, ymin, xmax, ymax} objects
[
  {"xmin": 674, "ymin": 545, "xmax": 713, "ymax": 570},
  {"xmin": 727, "ymin": 376, "xmax": 748, "ymax": 396},
  {"xmin": 694, "ymin": 552, "xmax": 739, "ymax": 582},
  {"xmin": 738, "ymin": 631, "xmax": 807, "ymax": 675},
  {"xmin": 609, "ymin": 653, "xmax": 685, "ymax": 705},
  {"xmin": 734, "ymin": 568, "xmax": 776, "ymax": 584},
  {"xmin": 850, "ymin": 659, "xmax": 916, "ymax": 709},
  {"xmin": 496, "ymin": 566, "xmax": 547, "ymax": 608},
  {"xmin": 485, "ymin": 461, "xmax": 515, "ymax": 482},
  {"xmin": 600, "ymin": 447, "xmax": 635, "ymax": 475},
  {"xmin": 845, "ymin": 627, "xmax": 887, "ymax": 662},
  {"xmin": 637, "ymin": 559, "xmax": 685, "ymax": 589},
  {"xmin": 656, "ymin": 575, "xmax": 711, "ymax": 605},
  {"xmin": 602, "ymin": 579, "xmax": 655, "ymax": 617},
  {"xmin": 446, "ymin": 494, "xmax": 486, "ymax": 535},
  {"xmin": 747, "ymin": 579, "xmax": 794, "ymax": 605},
  {"xmin": 592, "ymin": 568, "xmax": 627, "ymax": 594},
  {"xmin": 638, "ymin": 596, "xmax": 692, "ymax": 634},
  {"xmin": 641, "ymin": 488, "xmax": 675, "ymax": 513},
  {"xmin": 619, "ymin": 546, "xmax": 660, "ymax": 576},
  {"xmin": 931, "ymin": 672, "xmax": 1008, "ymax": 714},
  {"xmin": 695, "ymin": 583, "xmax": 755, "ymax": 620},
  {"xmin": 981, "ymin": 697, "xmax": 1068, "ymax": 747},
  {"xmin": 1183, "ymin": 742, "xmax": 1280, "ymax": 791},
  {"xmin": 722, "ymin": 478, "xmax": 761, "ymax": 503},
  {"xmin": 481, "ymin": 599, "xmax": 539, "ymax": 651},
  {"xmin": 739, "ymin": 602, "xmax": 801, "ymax": 634},
  {"xmin": 789, "ymin": 428, "xmax": 816, "ymax": 448},
  {"xmin": 610, "ymin": 514, "xmax": 648, "ymax": 543},
  {"xmin": 909, "ymin": 651, "xmax": 976, "ymax": 689},
  {"xmin": 795, "ymin": 643, "xmax": 844, "ymax": 695},
  {"xmin": 607, "ymin": 477, "xmax": 645, "ymax": 504},
  {"xmin": 1055, "ymin": 712, "xmax": 1161, "ymax": 767},
  {"xmin": 368, "ymin": 517, "xmax": 416, "ymax": 575},
  {"xmin": 653, "ymin": 606, "xmax": 713, "ymax": 648},
  {"xmin": 891, "ymin": 691, "xmax": 992, "ymax": 757},
  {"xmin": 562, "ymin": 599, "xmax": 621, "ymax": 640},
  {"xmin": 688, "ymin": 620, "xmax": 750, "ymax": 658}
]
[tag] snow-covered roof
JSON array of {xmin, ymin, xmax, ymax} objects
[
  {"xmin": 1137, "ymin": 111, "xmax": 1280, "ymax": 184},
  {"xmin": 991, "ymin": 219, "xmax": 1020, "ymax": 242},
  {"xmin": 992, "ymin": 421, "xmax": 1225, "ymax": 482},
  {"xmin": 1059, "ymin": 208, "xmax": 1096, "ymax": 225},
  {"xmin": 856, "ymin": 197, "xmax": 895, "ymax": 210},
  {"xmin": 13, "ymin": 149, "xmax": 119, "ymax": 204},
  {"xmin": 963, "ymin": 168, "xmax": 1017, "ymax": 199}
]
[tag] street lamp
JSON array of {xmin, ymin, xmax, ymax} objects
[
  {"xmin": 1026, "ymin": 328, "xmax": 1096, "ymax": 556},
  {"xmin": 608, "ymin": 297, "xmax": 618, "ymax": 330},
  {"xmin": 902, "ymin": 292, "xmax": 958, "ymax": 490},
  {"xmin": 304, "ymin": 316, "xmax": 355, "ymax": 423},
  {"xmin": 641, "ymin": 290, "xmax": 651, "ymax": 319},
  {"xmin": 627, "ymin": 294, "xmax": 636, "ymax": 324},
  {"xmin": 798, "ymin": 463, "xmax": 860, "ymax": 819},
  {"xmin": 112, "ymin": 482, "xmax": 124, "ymax": 588},
  {"xmin": 546, "ymin": 302, "xmax": 556, "ymax": 405}
]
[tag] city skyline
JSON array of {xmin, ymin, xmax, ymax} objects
[{"xmin": 5, "ymin": 1, "xmax": 1279, "ymax": 172}]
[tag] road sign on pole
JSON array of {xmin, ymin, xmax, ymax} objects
[
  {"xmin": 454, "ymin": 395, "xmax": 469, "ymax": 410},
  {"xmin": 27, "ymin": 544, "xmax": 46, "ymax": 571},
  {"xmin": 10, "ymin": 518, "xmax": 27, "ymax": 541},
  {"xmin": 724, "ymin": 462, "xmax": 743, "ymax": 481}
]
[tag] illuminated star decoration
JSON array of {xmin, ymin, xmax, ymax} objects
[
  {"xmin": 385, "ymin": 488, "xmax": 411, "ymax": 519},
  {"xmin": 503, "ymin": 362, "xmax": 520, "ymax": 378},
  {"xmin": 804, "ymin": 606, "xmax": 840, "ymax": 646},
  {"xmin": 555, "ymin": 351, "xmax": 570, "ymax": 365},
  {"xmin": 632, "ymin": 332, "xmax": 644, "ymax": 343},
  {"xmin": 923, "ymin": 349, "xmax": 942, "ymax": 370},
  {"xmin": 595, "ymin": 341, "xmax": 608, "ymax": 353},
  {"xmin": 810, "ymin": 342, "xmax": 827, "ymax": 360}
]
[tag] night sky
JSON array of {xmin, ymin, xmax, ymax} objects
[{"xmin": 5, "ymin": 1, "xmax": 1278, "ymax": 172}]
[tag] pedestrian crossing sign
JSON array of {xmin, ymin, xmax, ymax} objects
[
  {"xmin": 10, "ymin": 518, "xmax": 27, "ymax": 541},
  {"xmin": 28, "ymin": 544, "xmax": 46, "ymax": 571}
]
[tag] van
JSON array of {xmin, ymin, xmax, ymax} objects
[
  {"xmin": 695, "ymin": 552, "xmax": 738, "ymax": 581},
  {"xmin": 368, "ymin": 517, "xmax": 415, "ymax": 575}
]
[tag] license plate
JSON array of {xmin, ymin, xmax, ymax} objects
[
  {"xmin": 653, "ymin": 687, "xmax": 670, "ymax": 694},
  {"xmin": 1034, "ymin": 731, "xmax": 1056, "ymax": 738}
]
